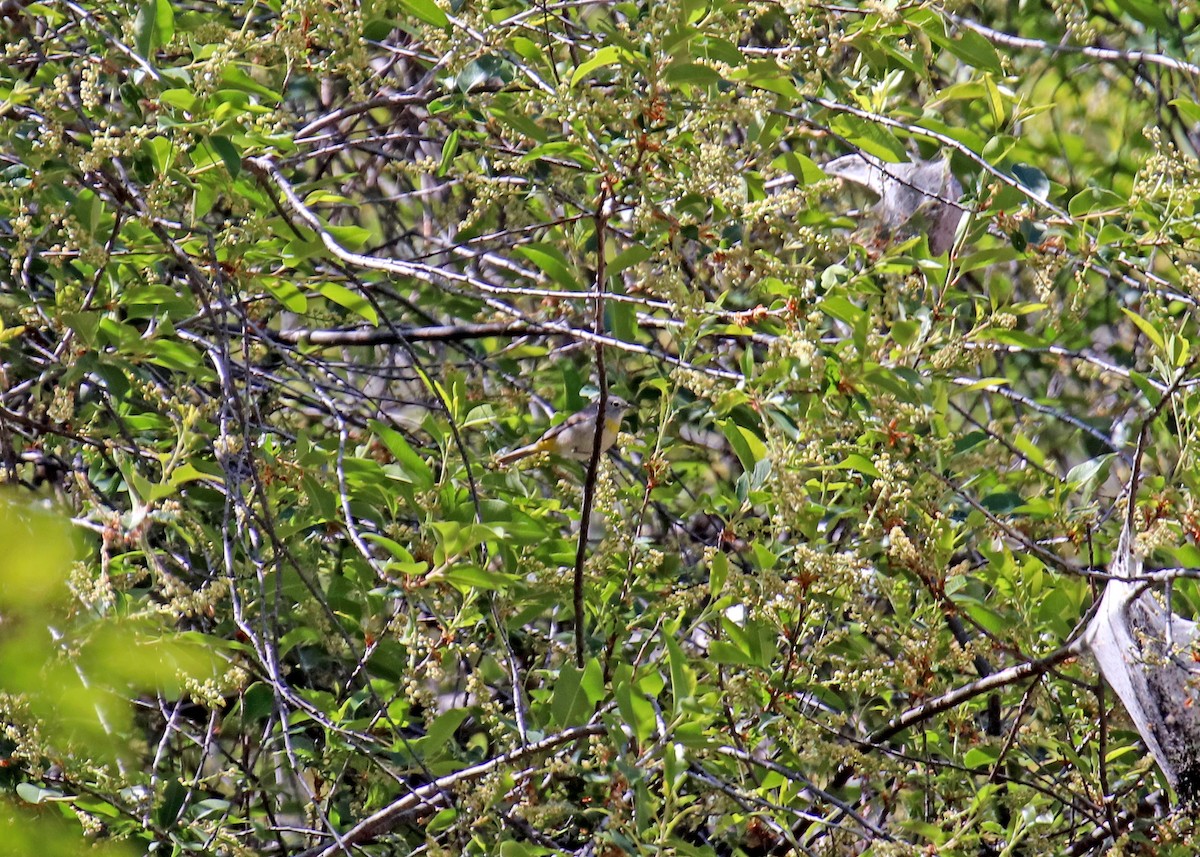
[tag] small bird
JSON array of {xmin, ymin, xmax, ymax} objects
[{"xmin": 496, "ymin": 396, "xmax": 630, "ymax": 466}]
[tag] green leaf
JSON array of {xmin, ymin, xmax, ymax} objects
[
  {"xmin": 989, "ymin": 329, "xmax": 1046, "ymax": 349},
  {"xmin": 983, "ymin": 73, "xmax": 1006, "ymax": 128},
  {"xmin": 456, "ymin": 55, "xmax": 512, "ymax": 92},
  {"xmin": 775, "ymin": 151, "xmax": 826, "ymax": 184},
  {"xmin": 62, "ymin": 312, "xmax": 99, "ymax": 346},
  {"xmin": 71, "ymin": 189, "xmax": 102, "ymax": 236},
  {"xmin": 1011, "ymin": 163, "xmax": 1050, "ymax": 200},
  {"xmin": 318, "ymin": 282, "xmax": 378, "ymax": 325},
  {"xmin": 834, "ymin": 453, "xmax": 881, "ymax": 478},
  {"xmin": 443, "ymin": 565, "xmax": 516, "ymax": 590},
  {"xmin": 1171, "ymin": 98, "xmax": 1200, "ymax": 126},
  {"xmin": 1121, "ymin": 307, "xmax": 1166, "ymax": 351},
  {"xmin": 158, "ymin": 89, "xmax": 196, "ymax": 111},
  {"xmin": 929, "ymin": 80, "xmax": 987, "ymax": 105},
  {"xmin": 982, "ymin": 491, "xmax": 1023, "ymax": 513},
  {"xmin": 552, "ymin": 664, "xmax": 592, "ymax": 726},
  {"xmin": 709, "ymin": 640, "xmax": 754, "ymax": 665},
  {"xmin": 437, "ymin": 129, "xmax": 460, "ymax": 177},
  {"xmin": 942, "ymin": 29, "xmax": 1002, "ymax": 73},
  {"xmin": 580, "ymin": 657, "xmax": 605, "ymax": 706},
  {"xmin": 219, "ymin": 66, "xmax": 283, "ymax": 102},
  {"xmin": 962, "ymin": 377, "xmax": 1010, "ymax": 391},
  {"xmin": 426, "ymin": 807, "xmax": 458, "ymax": 833},
  {"xmin": 1109, "ymin": 0, "xmax": 1171, "ymax": 30},
  {"xmin": 614, "ymin": 679, "xmax": 655, "ymax": 743},
  {"xmin": 494, "ymin": 108, "xmax": 548, "ymax": 143},
  {"xmin": 958, "ymin": 247, "xmax": 1020, "ymax": 273},
  {"xmin": 607, "ymin": 294, "xmax": 635, "ymax": 342},
  {"xmin": 820, "ymin": 295, "xmax": 865, "ymax": 326},
  {"xmin": 239, "ymin": 682, "xmax": 275, "ymax": 722},
  {"xmin": 699, "ymin": 36, "xmax": 744, "ymax": 66},
  {"xmin": 719, "ymin": 419, "xmax": 766, "ymax": 471},
  {"xmin": 1013, "ymin": 432, "xmax": 1046, "ymax": 468},
  {"xmin": 147, "ymin": 338, "xmax": 205, "ymax": 371},
  {"xmin": 664, "ymin": 62, "xmax": 723, "ymax": 86},
  {"xmin": 169, "ymin": 462, "xmax": 216, "ymax": 488},
  {"xmin": 399, "ymin": 0, "xmax": 448, "ymax": 27},
  {"xmin": 326, "ymin": 224, "xmax": 372, "ymax": 249},
  {"xmin": 1097, "ymin": 222, "xmax": 1134, "ymax": 247},
  {"xmin": 521, "ymin": 140, "xmax": 596, "ymax": 169},
  {"xmin": 961, "ymin": 602, "xmax": 1007, "ymax": 636},
  {"xmin": 1171, "ymin": 332, "xmax": 1191, "ymax": 367},
  {"xmin": 157, "ymin": 778, "xmax": 187, "ymax": 828},
  {"xmin": 266, "ymin": 279, "xmax": 308, "ymax": 313},
  {"xmin": 963, "ymin": 745, "xmax": 1000, "ymax": 769},
  {"xmin": 372, "ymin": 421, "xmax": 436, "ymax": 487},
  {"xmin": 423, "ymin": 708, "xmax": 470, "ymax": 751},
  {"xmin": 144, "ymin": 135, "xmax": 174, "ymax": 174},
  {"xmin": 206, "ymin": 135, "xmax": 241, "ymax": 177},
  {"xmin": 134, "ymin": 0, "xmax": 173, "ymax": 57},
  {"xmin": 891, "ymin": 318, "xmax": 918, "ymax": 346},
  {"xmin": 709, "ymin": 552, "xmax": 728, "ymax": 595},
  {"xmin": 724, "ymin": 60, "xmax": 802, "ymax": 98},
  {"xmin": 570, "ymin": 45, "xmax": 626, "ymax": 88},
  {"xmin": 1068, "ymin": 186, "xmax": 1125, "ymax": 217},
  {"xmin": 609, "ymin": 243, "xmax": 653, "ymax": 275},
  {"xmin": 515, "ymin": 243, "xmax": 580, "ymax": 290},
  {"xmin": 828, "ymin": 114, "xmax": 907, "ymax": 162},
  {"xmin": 665, "ymin": 633, "xmax": 696, "ymax": 714},
  {"xmin": 16, "ymin": 783, "xmax": 68, "ymax": 804},
  {"xmin": 1105, "ymin": 744, "xmax": 1140, "ymax": 763},
  {"xmin": 1065, "ymin": 454, "xmax": 1114, "ymax": 501},
  {"xmin": 1129, "ymin": 371, "xmax": 1163, "ymax": 407}
]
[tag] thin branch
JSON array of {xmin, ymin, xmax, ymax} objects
[
  {"xmin": 714, "ymin": 746, "xmax": 893, "ymax": 840},
  {"xmin": 945, "ymin": 11, "xmax": 1200, "ymax": 78},
  {"xmin": 922, "ymin": 464, "xmax": 1082, "ymax": 576},
  {"xmin": 574, "ymin": 184, "xmax": 611, "ymax": 668},
  {"xmin": 962, "ymin": 341, "xmax": 1165, "ymax": 391},
  {"xmin": 987, "ymin": 673, "xmax": 1042, "ymax": 784},
  {"xmin": 269, "ymin": 321, "xmax": 539, "ymax": 345},
  {"xmin": 295, "ymin": 93, "xmax": 435, "ymax": 142},
  {"xmin": 295, "ymin": 725, "xmax": 606, "ymax": 857},
  {"xmin": 870, "ymin": 644, "xmax": 1080, "ymax": 745},
  {"xmin": 242, "ymin": 156, "xmax": 744, "ymax": 383},
  {"xmin": 1096, "ymin": 680, "xmax": 1120, "ymax": 841},
  {"xmin": 950, "ymin": 376, "xmax": 1124, "ymax": 457}
]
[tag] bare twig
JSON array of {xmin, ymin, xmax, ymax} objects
[
  {"xmin": 295, "ymin": 725, "xmax": 606, "ymax": 857},
  {"xmin": 573, "ymin": 183, "xmax": 611, "ymax": 668},
  {"xmin": 945, "ymin": 11, "xmax": 1200, "ymax": 78}
]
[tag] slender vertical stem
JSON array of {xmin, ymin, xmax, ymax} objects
[
  {"xmin": 1096, "ymin": 680, "xmax": 1119, "ymax": 838},
  {"xmin": 573, "ymin": 182, "xmax": 611, "ymax": 668}
]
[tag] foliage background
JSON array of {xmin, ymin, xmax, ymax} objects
[{"xmin": 3, "ymin": 0, "xmax": 1200, "ymax": 854}]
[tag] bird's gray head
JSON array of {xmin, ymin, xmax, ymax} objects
[{"xmin": 600, "ymin": 395, "xmax": 629, "ymax": 415}]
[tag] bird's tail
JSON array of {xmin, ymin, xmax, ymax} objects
[{"xmin": 495, "ymin": 443, "xmax": 539, "ymax": 466}]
